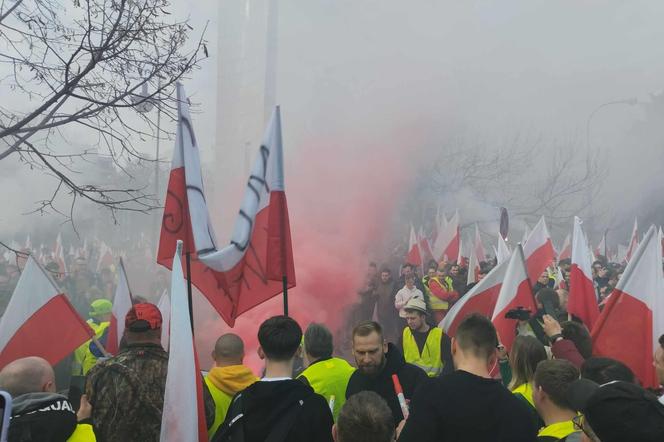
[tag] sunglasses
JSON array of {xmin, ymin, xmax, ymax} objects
[{"xmin": 572, "ymin": 414, "xmax": 600, "ymax": 442}]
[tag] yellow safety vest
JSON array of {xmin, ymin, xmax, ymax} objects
[
  {"xmin": 204, "ymin": 376, "xmax": 233, "ymax": 439},
  {"xmin": 297, "ymin": 357, "xmax": 355, "ymax": 421},
  {"xmin": 537, "ymin": 420, "xmax": 578, "ymax": 439},
  {"xmin": 513, "ymin": 382, "xmax": 535, "ymax": 408},
  {"xmin": 73, "ymin": 320, "xmax": 109, "ymax": 376},
  {"xmin": 402, "ymin": 327, "xmax": 443, "ymax": 377}
]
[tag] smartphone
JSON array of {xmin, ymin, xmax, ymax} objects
[
  {"xmin": 541, "ymin": 297, "xmax": 558, "ymax": 317},
  {"xmin": 0, "ymin": 391, "xmax": 12, "ymax": 442},
  {"xmin": 68, "ymin": 385, "xmax": 82, "ymax": 413}
]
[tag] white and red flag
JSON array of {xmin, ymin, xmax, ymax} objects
[
  {"xmin": 96, "ymin": 242, "xmax": 113, "ymax": 272},
  {"xmin": 595, "ymin": 234, "xmax": 606, "ymax": 258},
  {"xmin": 496, "ymin": 234, "xmax": 510, "ymax": 265},
  {"xmin": 439, "ymin": 253, "xmax": 511, "ymax": 336},
  {"xmin": 0, "ymin": 256, "xmax": 93, "ymax": 368},
  {"xmin": 492, "ymin": 245, "xmax": 537, "ymax": 352},
  {"xmin": 625, "ymin": 218, "xmax": 639, "ymax": 262},
  {"xmin": 157, "ymin": 289, "xmax": 171, "ymax": 352},
  {"xmin": 591, "ymin": 225, "xmax": 664, "ymax": 388},
  {"xmin": 432, "ymin": 210, "xmax": 460, "ymax": 262},
  {"xmin": 406, "ymin": 225, "xmax": 422, "ymax": 266},
  {"xmin": 466, "ymin": 245, "xmax": 480, "ymax": 285},
  {"xmin": 158, "ymin": 84, "xmax": 295, "ymax": 326},
  {"xmin": 106, "ymin": 259, "xmax": 133, "ymax": 355},
  {"xmin": 160, "ymin": 241, "xmax": 207, "ymax": 442},
  {"xmin": 523, "ymin": 216, "xmax": 555, "ymax": 286},
  {"xmin": 53, "ymin": 233, "xmax": 67, "ymax": 275},
  {"xmin": 568, "ymin": 217, "xmax": 599, "ymax": 329},
  {"xmin": 521, "ymin": 224, "xmax": 531, "ymax": 246},
  {"xmin": 473, "ymin": 224, "xmax": 486, "ymax": 263},
  {"xmin": 558, "ymin": 234, "xmax": 571, "ymax": 261},
  {"xmin": 418, "ymin": 226, "xmax": 434, "ymax": 265}
]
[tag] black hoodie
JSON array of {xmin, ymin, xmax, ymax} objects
[
  {"xmin": 213, "ymin": 379, "xmax": 333, "ymax": 442},
  {"xmin": 8, "ymin": 392, "xmax": 80, "ymax": 442},
  {"xmin": 345, "ymin": 343, "xmax": 428, "ymax": 424}
]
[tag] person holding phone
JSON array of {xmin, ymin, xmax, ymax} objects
[{"xmin": 0, "ymin": 356, "xmax": 95, "ymax": 441}]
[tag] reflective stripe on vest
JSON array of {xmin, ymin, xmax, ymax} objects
[
  {"xmin": 297, "ymin": 357, "xmax": 355, "ymax": 421},
  {"xmin": 402, "ymin": 327, "xmax": 443, "ymax": 377}
]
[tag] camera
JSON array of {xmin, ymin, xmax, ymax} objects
[{"xmin": 504, "ymin": 306, "xmax": 532, "ymax": 321}]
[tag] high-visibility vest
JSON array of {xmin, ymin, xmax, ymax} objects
[
  {"xmin": 72, "ymin": 320, "xmax": 110, "ymax": 375},
  {"xmin": 204, "ymin": 376, "xmax": 233, "ymax": 439},
  {"xmin": 512, "ymin": 382, "xmax": 535, "ymax": 408},
  {"xmin": 297, "ymin": 357, "xmax": 355, "ymax": 421},
  {"xmin": 402, "ymin": 327, "xmax": 443, "ymax": 377}
]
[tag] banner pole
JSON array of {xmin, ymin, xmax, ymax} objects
[
  {"xmin": 185, "ymin": 252, "xmax": 194, "ymax": 335},
  {"xmin": 283, "ymin": 276, "xmax": 288, "ymax": 316}
]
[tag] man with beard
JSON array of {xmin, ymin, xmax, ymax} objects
[
  {"xmin": 375, "ymin": 267, "xmax": 398, "ymax": 343},
  {"xmin": 345, "ymin": 321, "xmax": 427, "ymax": 425}
]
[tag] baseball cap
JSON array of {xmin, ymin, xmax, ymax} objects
[
  {"xmin": 125, "ymin": 303, "xmax": 163, "ymax": 332},
  {"xmin": 404, "ymin": 298, "xmax": 427, "ymax": 315},
  {"xmin": 89, "ymin": 299, "xmax": 113, "ymax": 317},
  {"xmin": 567, "ymin": 378, "xmax": 664, "ymax": 442}
]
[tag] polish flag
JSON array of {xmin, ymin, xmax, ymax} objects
[
  {"xmin": 160, "ymin": 241, "xmax": 207, "ymax": 442},
  {"xmin": 591, "ymin": 225, "xmax": 664, "ymax": 388},
  {"xmin": 433, "ymin": 210, "xmax": 460, "ymax": 262},
  {"xmin": 474, "ymin": 224, "xmax": 486, "ymax": 262},
  {"xmin": 558, "ymin": 234, "xmax": 572, "ymax": 261},
  {"xmin": 53, "ymin": 233, "xmax": 67, "ymax": 275},
  {"xmin": 555, "ymin": 267, "xmax": 567, "ymax": 290},
  {"xmin": 496, "ymin": 234, "xmax": 510, "ymax": 265},
  {"xmin": 158, "ymin": 84, "xmax": 295, "ymax": 326},
  {"xmin": 406, "ymin": 225, "xmax": 422, "ymax": 266},
  {"xmin": 106, "ymin": 259, "xmax": 134, "ymax": 355},
  {"xmin": 157, "ymin": 289, "xmax": 171, "ymax": 352},
  {"xmin": 595, "ymin": 234, "xmax": 606, "ymax": 258},
  {"xmin": 492, "ymin": 245, "xmax": 537, "ymax": 352},
  {"xmin": 625, "ymin": 219, "xmax": 639, "ymax": 262},
  {"xmin": 96, "ymin": 242, "xmax": 113, "ymax": 272},
  {"xmin": 418, "ymin": 226, "xmax": 434, "ymax": 265},
  {"xmin": 521, "ymin": 224, "xmax": 531, "ymax": 246},
  {"xmin": 467, "ymin": 245, "xmax": 480, "ymax": 285},
  {"xmin": 523, "ymin": 217, "xmax": 555, "ymax": 286},
  {"xmin": 0, "ymin": 256, "xmax": 93, "ymax": 368},
  {"xmin": 457, "ymin": 237, "xmax": 467, "ymax": 267},
  {"xmin": 568, "ymin": 217, "xmax": 599, "ymax": 329},
  {"xmin": 440, "ymin": 253, "xmax": 510, "ymax": 336}
]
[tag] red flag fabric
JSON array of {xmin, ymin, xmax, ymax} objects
[
  {"xmin": 625, "ymin": 218, "xmax": 639, "ymax": 262},
  {"xmin": 406, "ymin": 225, "xmax": 422, "ymax": 266},
  {"xmin": 558, "ymin": 234, "xmax": 571, "ymax": 261},
  {"xmin": 474, "ymin": 224, "xmax": 486, "ymax": 263},
  {"xmin": 523, "ymin": 217, "xmax": 555, "ymax": 286},
  {"xmin": 568, "ymin": 217, "xmax": 600, "ymax": 329},
  {"xmin": 160, "ymin": 241, "xmax": 207, "ymax": 442},
  {"xmin": 440, "ymin": 254, "xmax": 510, "ymax": 336},
  {"xmin": 157, "ymin": 84, "xmax": 295, "ymax": 326},
  {"xmin": 591, "ymin": 225, "xmax": 664, "ymax": 388},
  {"xmin": 492, "ymin": 245, "xmax": 537, "ymax": 352},
  {"xmin": 432, "ymin": 210, "xmax": 459, "ymax": 262},
  {"xmin": 0, "ymin": 256, "xmax": 93, "ymax": 368},
  {"xmin": 418, "ymin": 227, "xmax": 434, "ymax": 265},
  {"xmin": 595, "ymin": 234, "xmax": 606, "ymax": 258},
  {"xmin": 466, "ymin": 245, "xmax": 480, "ymax": 285},
  {"xmin": 106, "ymin": 259, "xmax": 133, "ymax": 355}
]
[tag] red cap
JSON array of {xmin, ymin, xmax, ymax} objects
[{"xmin": 125, "ymin": 303, "xmax": 163, "ymax": 332}]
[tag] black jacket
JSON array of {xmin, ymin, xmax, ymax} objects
[
  {"xmin": 8, "ymin": 392, "xmax": 81, "ymax": 442},
  {"xmin": 345, "ymin": 343, "xmax": 428, "ymax": 424},
  {"xmin": 213, "ymin": 379, "xmax": 333, "ymax": 442}
]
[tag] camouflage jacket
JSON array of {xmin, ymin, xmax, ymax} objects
[{"xmin": 86, "ymin": 342, "xmax": 215, "ymax": 442}]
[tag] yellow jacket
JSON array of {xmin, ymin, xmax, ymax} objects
[{"xmin": 205, "ymin": 365, "xmax": 259, "ymax": 438}]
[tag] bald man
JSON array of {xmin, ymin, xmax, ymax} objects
[
  {"xmin": 205, "ymin": 333, "xmax": 258, "ymax": 439},
  {"xmin": 0, "ymin": 356, "xmax": 95, "ymax": 441}
]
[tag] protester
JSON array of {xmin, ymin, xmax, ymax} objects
[
  {"xmin": 214, "ymin": 316, "xmax": 334, "ymax": 442},
  {"xmin": 427, "ymin": 267, "xmax": 459, "ymax": 323},
  {"xmin": 394, "ymin": 276, "xmax": 424, "ymax": 319},
  {"xmin": 375, "ymin": 267, "xmax": 399, "ymax": 343},
  {"xmin": 346, "ymin": 321, "xmax": 427, "ymax": 424},
  {"xmin": 0, "ymin": 356, "xmax": 95, "ymax": 441},
  {"xmin": 298, "ymin": 323, "xmax": 355, "ymax": 421},
  {"xmin": 655, "ymin": 334, "xmax": 664, "ymax": 404},
  {"xmin": 567, "ymin": 378, "xmax": 664, "ymax": 442},
  {"xmin": 499, "ymin": 335, "xmax": 547, "ymax": 428},
  {"xmin": 398, "ymin": 313, "xmax": 538, "ymax": 441},
  {"xmin": 333, "ymin": 391, "xmax": 395, "ymax": 442},
  {"xmin": 86, "ymin": 303, "xmax": 214, "ymax": 442},
  {"xmin": 72, "ymin": 299, "xmax": 112, "ymax": 376},
  {"xmin": 398, "ymin": 298, "xmax": 453, "ymax": 377},
  {"xmin": 205, "ymin": 333, "xmax": 259, "ymax": 438},
  {"xmin": 580, "ymin": 358, "xmax": 634, "ymax": 386},
  {"xmin": 532, "ymin": 359, "xmax": 582, "ymax": 441},
  {"xmin": 542, "ymin": 315, "xmax": 590, "ymax": 369}
]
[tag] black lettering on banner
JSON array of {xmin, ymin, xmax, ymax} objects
[{"xmin": 163, "ymin": 190, "xmax": 184, "ymax": 234}]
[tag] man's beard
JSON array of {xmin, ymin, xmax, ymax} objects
[{"xmin": 358, "ymin": 355, "xmax": 386, "ymax": 377}]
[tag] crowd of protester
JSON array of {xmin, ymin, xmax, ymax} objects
[{"xmin": 1, "ymin": 233, "xmax": 664, "ymax": 441}]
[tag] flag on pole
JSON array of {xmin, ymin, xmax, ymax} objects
[
  {"xmin": 568, "ymin": 217, "xmax": 600, "ymax": 329},
  {"xmin": 440, "ymin": 254, "xmax": 510, "ymax": 336},
  {"xmin": 467, "ymin": 245, "xmax": 480, "ymax": 285},
  {"xmin": 0, "ymin": 256, "xmax": 93, "ymax": 368},
  {"xmin": 523, "ymin": 217, "xmax": 555, "ymax": 286},
  {"xmin": 418, "ymin": 226, "xmax": 434, "ymax": 265},
  {"xmin": 106, "ymin": 259, "xmax": 133, "ymax": 355},
  {"xmin": 96, "ymin": 242, "xmax": 113, "ymax": 272},
  {"xmin": 157, "ymin": 289, "xmax": 171, "ymax": 352},
  {"xmin": 496, "ymin": 234, "xmax": 510, "ymax": 265},
  {"xmin": 492, "ymin": 245, "xmax": 536, "ymax": 352},
  {"xmin": 555, "ymin": 267, "xmax": 567, "ymax": 290},
  {"xmin": 625, "ymin": 218, "xmax": 639, "ymax": 262},
  {"xmin": 474, "ymin": 224, "xmax": 486, "ymax": 263},
  {"xmin": 591, "ymin": 225, "xmax": 664, "ymax": 388},
  {"xmin": 158, "ymin": 83, "xmax": 295, "ymax": 326},
  {"xmin": 457, "ymin": 237, "xmax": 467, "ymax": 267},
  {"xmin": 432, "ymin": 210, "xmax": 459, "ymax": 262},
  {"xmin": 406, "ymin": 225, "xmax": 422, "ymax": 267},
  {"xmin": 595, "ymin": 234, "xmax": 606, "ymax": 258},
  {"xmin": 558, "ymin": 234, "xmax": 572, "ymax": 261},
  {"xmin": 521, "ymin": 224, "xmax": 531, "ymax": 246},
  {"xmin": 160, "ymin": 241, "xmax": 207, "ymax": 442}
]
